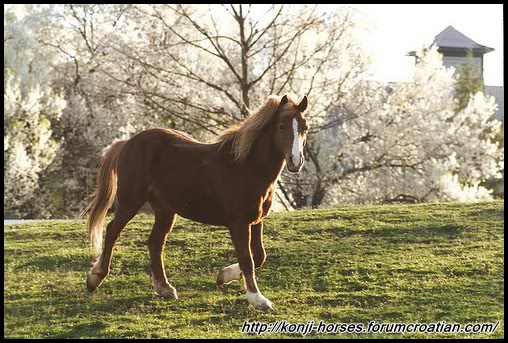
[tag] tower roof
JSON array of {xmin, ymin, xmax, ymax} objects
[{"xmin": 433, "ymin": 26, "xmax": 494, "ymax": 53}]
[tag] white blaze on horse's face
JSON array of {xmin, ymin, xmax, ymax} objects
[
  {"xmin": 291, "ymin": 118, "xmax": 303, "ymax": 169},
  {"xmin": 278, "ymin": 95, "xmax": 308, "ymax": 173}
]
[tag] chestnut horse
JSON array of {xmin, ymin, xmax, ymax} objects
[{"xmin": 83, "ymin": 94, "xmax": 309, "ymax": 311}]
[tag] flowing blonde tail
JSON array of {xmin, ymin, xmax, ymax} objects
[{"xmin": 81, "ymin": 140, "xmax": 127, "ymax": 256}]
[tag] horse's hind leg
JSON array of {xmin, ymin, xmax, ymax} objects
[
  {"xmin": 148, "ymin": 195, "xmax": 178, "ymax": 299},
  {"xmin": 217, "ymin": 222, "xmax": 266, "ymax": 288},
  {"xmin": 87, "ymin": 193, "xmax": 147, "ymax": 292}
]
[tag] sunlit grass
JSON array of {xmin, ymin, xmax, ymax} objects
[{"xmin": 4, "ymin": 201, "xmax": 504, "ymax": 338}]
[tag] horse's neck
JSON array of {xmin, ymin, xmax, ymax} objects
[{"xmin": 248, "ymin": 124, "xmax": 285, "ymax": 188}]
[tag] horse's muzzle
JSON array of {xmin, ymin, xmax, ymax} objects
[{"xmin": 286, "ymin": 155, "xmax": 304, "ymax": 173}]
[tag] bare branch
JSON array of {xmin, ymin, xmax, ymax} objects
[
  {"xmin": 170, "ymin": 4, "xmax": 243, "ymax": 83},
  {"xmin": 277, "ymin": 180, "xmax": 297, "ymax": 209},
  {"xmin": 110, "ymin": 42, "xmax": 243, "ymax": 113},
  {"xmin": 248, "ymin": 10, "xmax": 323, "ymax": 89},
  {"xmin": 248, "ymin": 5, "xmax": 283, "ymax": 48},
  {"xmin": 112, "ymin": 4, "xmax": 133, "ymax": 27},
  {"xmin": 40, "ymin": 40, "xmax": 81, "ymax": 86},
  {"xmin": 69, "ymin": 5, "xmax": 95, "ymax": 57}
]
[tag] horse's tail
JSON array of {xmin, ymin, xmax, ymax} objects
[{"xmin": 81, "ymin": 140, "xmax": 127, "ymax": 256}]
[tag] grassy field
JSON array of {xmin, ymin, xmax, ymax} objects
[{"xmin": 4, "ymin": 201, "xmax": 504, "ymax": 338}]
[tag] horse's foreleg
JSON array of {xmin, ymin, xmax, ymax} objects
[
  {"xmin": 228, "ymin": 222, "xmax": 273, "ymax": 311},
  {"xmin": 250, "ymin": 222, "xmax": 266, "ymax": 269},
  {"xmin": 217, "ymin": 222, "xmax": 266, "ymax": 287}
]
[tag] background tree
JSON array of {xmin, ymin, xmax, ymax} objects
[
  {"xmin": 4, "ymin": 5, "xmax": 66, "ymax": 218},
  {"xmin": 95, "ymin": 4, "xmax": 371, "ymax": 209},
  {"xmin": 37, "ymin": 4, "xmax": 139, "ymax": 216},
  {"xmin": 454, "ymin": 50, "xmax": 484, "ymax": 113},
  {"xmin": 452, "ymin": 51, "xmax": 504, "ymax": 199},
  {"xmin": 306, "ymin": 46, "xmax": 502, "ymax": 206},
  {"xmin": 3, "ymin": 4, "xmax": 504, "ymax": 217}
]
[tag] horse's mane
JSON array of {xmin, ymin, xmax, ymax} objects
[{"xmin": 217, "ymin": 94, "xmax": 298, "ymax": 163}]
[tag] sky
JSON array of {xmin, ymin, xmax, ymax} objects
[{"xmin": 327, "ymin": 4, "xmax": 504, "ymax": 86}]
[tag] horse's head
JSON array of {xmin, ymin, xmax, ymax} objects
[{"xmin": 274, "ymin": 95, "xmax": 309, "ymax": 173}]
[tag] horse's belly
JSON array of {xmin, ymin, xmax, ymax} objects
[
  {"xmin": 173, "ymin": 198, "xmax": 226, "ymax": 226},
  {"xmin": 176, "ymin": 208, "xmax": 226, "ymax": 226},
  {"xmin": 166, "ymin": 192, "xmax": 226, "ymax": 226}
]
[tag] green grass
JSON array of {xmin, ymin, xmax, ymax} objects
[{"xmin": 4, "ymin": 201, "xmax": 504, "ymax": 338}]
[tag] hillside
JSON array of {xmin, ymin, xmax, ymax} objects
[{"xmin": 4, "ymin": 201, "xmax": 504, "ymax": 338}]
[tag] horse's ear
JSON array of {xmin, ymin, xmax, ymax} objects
[
  {"xmin": 298, "ymin": 95, "xmax": 308, "ymax": 113},
  {"xmin": 280, "ymin": 95, "xmax": 288, "ymax": 107}
]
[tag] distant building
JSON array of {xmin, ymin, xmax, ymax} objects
[
  {"xmin": 408, "ymin": 26, "xmax": 503, "ymax": 120},
  {"xmin": 485, "ymin": 85, "xmax": 504, "ymax": 121}
]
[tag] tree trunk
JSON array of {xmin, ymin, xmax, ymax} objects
[{"xmin": 311, "ymin": 181, "xmax": 326, "ymax": 208}]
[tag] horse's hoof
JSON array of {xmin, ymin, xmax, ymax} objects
[
  {"xmin": 216, "ymin": 269, "xmax": 227, "ymax": 288},
  {"xmin": 216, "ymin": 282, "xmax": 229, "ymax": 293},
  {"xmin": 254, "ymin": 299, "xmax": 274, "ymax": 312},
  {"xmin": 86, "ymin": 271, "xmax": 103, "ymax": 293},
  {"xmin": 247, "ymin": 292, "xmax": 274, "ymax": 311},
  {"xmin": 155, "ymin": 285, "xmax": 178, "ymax": 300},
  {"xmin": 216, "ymin": 264, "xmax": 242, "ymax": 289},
  {"xmin": 216, "ymin": 270, "xmax": 233, "ymax": 292}
]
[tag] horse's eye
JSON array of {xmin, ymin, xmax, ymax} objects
[{"xmin": 279, "ymin": 124, "xmax": 284, "ymax": 131}]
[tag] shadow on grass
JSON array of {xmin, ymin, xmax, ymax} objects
[
  {"xmin": 466, "ymin": 206, "xmax": 504, "ymax": 219},
  {"xmin": 17, "ymin": 255, "xmax": 90, "ymax": 272},
  {"xmin": 301, "ymin": 223, "xmax": 464, "ymax": 243},
  {"xmin": 5, "ymin": 293, "xmax": 156, "ymax": 319},
  {"xmin": 51, "ymin": 322, "xmax": 109, "ymax": 339}
]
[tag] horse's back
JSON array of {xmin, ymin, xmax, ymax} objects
[
  {"xmin": 115, "ymin": 128, "xmax": 227, "ymax": 223},
  {"xmin": 117, "ymin": 127, "xmax": 218, "ymax": 182},
  {"xmin": 128, "ymin": 128, "xmax": 201, "ymax": 146}
]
